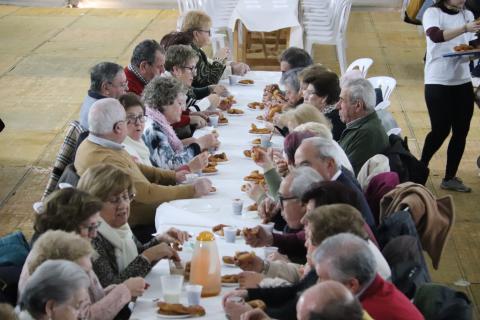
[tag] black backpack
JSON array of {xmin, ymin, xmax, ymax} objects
[{"xmin": 383, "ymin": 134, "xmax": 429, "ymax": 185}]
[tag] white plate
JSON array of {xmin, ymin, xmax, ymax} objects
[
  {"xmin": 226, "ymin": 112, "xmax": 245, "ymax": 116},
  {"xmin": 157, "ymin": 314, "xmax": 191, "ymax": 319},
  {"xmin": 217, "ymin": 122, "xmax": 228, "ymax": 126},
  {"xmin": 237, "ymin": 82, "xmax": 255, "ymax": 86},
  {"xmin": 201, "ymin": 171, "xmax": 218, "ymax": 176},
  {"xmin": 222, "ymin": 282, "xmax": 240, "ymax": 287},
  {"xmin": 179, "ymin": 202, "xmax": 218, "ymax": 213}
]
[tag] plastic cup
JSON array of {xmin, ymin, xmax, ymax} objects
[
  {"xmin": 224, "ymin": 227, "xmax": 237, "ymax": 243},
  {"xmin": 160, "ymin": 275, "xmax": 183, "ymax": 303},
  {"xmin": 209, "ymin": 115, "xmax": 219, "ymax": 128},
  {"xmin": 260, "ymin": 135, "xmax": 272, "ymax": 148},
  {"xmin": 260, "ymin": 222, "xmax": 274, "ymax": 234},
  {"xmin": 229, "ymin": 75, "xmax": 241, "ymax": 86},
  {"xmin": 232, "ymin": 199, "xmax": 243, "ymax": 215},
  {"xmin": 186, "ymin": 284, "xmax": 203, "ymax": 306},
  {"xmin": 264, "ymin": 246, "xmax": 279, "ymax": 259}
]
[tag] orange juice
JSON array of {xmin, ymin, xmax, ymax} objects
[{"xmin": 190, "ymin": 231, "xmax": 221, "ymax": 297}]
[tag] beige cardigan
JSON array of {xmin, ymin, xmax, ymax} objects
[{"xmin": 75, "ymin": 139, "xmax": 195, "ymax": 226}]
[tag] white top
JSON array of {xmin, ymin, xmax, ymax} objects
[
  {"xmin": 122, "ymin": 135, "xmax": 152, "ymax": 166},
  {"xmin": 423, "ymin": 7, "xmax": 476, "ymax": 85}
]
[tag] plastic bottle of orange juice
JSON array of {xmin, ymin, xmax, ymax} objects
[{"xmin": 189, "ymin": 231, "xmax": 221, "ymax": 297}]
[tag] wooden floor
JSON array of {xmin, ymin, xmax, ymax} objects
[{"xmin": 0, "ymin": 5, "xmax": 479, "ymax": 317}]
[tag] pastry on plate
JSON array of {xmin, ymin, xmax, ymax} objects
[
  {"xmin": 238, "ymin": 79, "xmax": 254, "ymax": 85},
  {"xmin": 157, "ymin": 302, "xmax": 206, "ymax": 316}
]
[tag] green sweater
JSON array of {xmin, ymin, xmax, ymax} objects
[{"xmin": 339, "ymin": 112, "xmax": 389, "ymax": 175}]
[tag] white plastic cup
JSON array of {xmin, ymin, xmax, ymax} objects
[
  {"xmin": 260, "ymin": 135, "xmax": 271, "ymax": 148},
  {"xmin": 264, "ymin": 246, "xmax": 279, "ymax": 259},
  {"xmin": 160, "ymin": 275, "xmax": 184, "ymax": 303},
  {"xmin": 260, "ymin": 222, "xmax": 274, "ymax": 234},
  {"xmin": 229, "ymin": 75, "xmax": 241, "ymax": 85},
  {"xmin": 232, "ymin": 199, "xmax": 243, "ymax": 215},
  {"xmin": 209, "ymin": 115, "xmax": 219, "ymax": 128},
  {"xmin": 224, "ymin": 227, "xmax": 237, "ymax": 243},
  {"xmin": 186, "ymin": 284, "xmax": 203, "ymax": 306}
]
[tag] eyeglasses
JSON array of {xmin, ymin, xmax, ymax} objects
[
  {"xmin": 127, "ymin": 114, "xmax": 147, "ymax": 124},
  {"xmin": 278, "ymin": 194, "xmax": 298, "ymax": 209},
  {"xmin": 80, "ymin": 221, "xmax": 102, "ymax": 233},
  {"xmin": 196, "ymin": 29, "xmax": 211, "ymax": 36},
  {"xmin": 181, "ymin": 66, "xmax": 197, "ymax": 74},
  {"xmin": 107, "ymin": 192, "xmax": 135, "ymax": 205},
  {"xmin": 108, "ymin": 81, "xmax": 129, "ymax": 89}
]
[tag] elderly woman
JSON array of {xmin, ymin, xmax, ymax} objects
[
  {"xmin": 18, "ymin": 260, "xmax": 90, "ymax": 320},
  {"xmin": 24, "ymin": 230, "xmax": 145, "ymax": 320},
  {"xmin": 119, "ymin": 93, "xmax": 152, "ymax": 166},
  {"xmin": 18, "ymin": 188, "xmax": 103, "ymax": 292},
  {"xmin": 77, "ymin": 164, "xmax": 186, "ymax": 287},
  {"xmin": 300, "ymin": 66, "xmax": 345, "ymax": 141},
  {"xmin": 279, "ymin": 103, "xmax": 331, "ymax": 133},
  {"xmin": 180, "ymin": 10, "xmax": 250, "ymax": 87},
  {"xmin": 142, "ymin": 76, "xmax": 216, "ymax": 171},
  {"xmin": 281, "ymin": 68, "xmax": 305, "ymax": 111}
]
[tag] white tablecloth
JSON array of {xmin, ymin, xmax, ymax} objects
[
  {"xmin": 130, "ymin": 71, "xmax": 283, "ymax": 320},
  {"xmin": 228, "ymin": 0, "xmax": 303, "ymax": 48}
]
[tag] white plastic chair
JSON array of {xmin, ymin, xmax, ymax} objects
[
  {"xmin": 368, "ymin": 76, "xmax": 397, "ymax": 102},
  {"xmin": 387, "ymin": 127, "xmax": 402, "ymax": 136},
  {"xmin": 303, "ymin": 0, "xmax": 352, "ymax": 74},
  {"xmin": 346, "ymin": 58, "xmax": 373, "ymax": 78}
]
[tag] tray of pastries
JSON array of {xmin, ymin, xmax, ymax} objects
[
  {"xmin": 202, "ymin": 162, "xmax": 218, "ymax": 174},
  {"xmin": 238, "ymin": 79, "xmax": 255, "ymax": 85},
  {"xmin": 157, "ymin": 302, "xmax": 206, "ymax": 317},
  {"xmin": 248, "ymin": 102, "xmax": 265, "ymax": 110},
  {"xmin": 208, "ymin": 152, "xmax": 228, "ymax": 163},
  {"xmin": 218, "ymin": 114, "xmax": 229, "ymax": 125},
  {"xmin": 243, "ymin": 170, "xmax": 264, "ymax": 182},
  {"xmin": 444, "ymin": 44, "xmax": 480, "ymax": 57},
  {"xmin": 249, "ymin": 124, "xmax": 272, "ymax": 135},
  {"xmin": 227, "ymin": 108, "xmax": 245, "ymax": 115},
  {"xmin": 219, "ymin": 95, "xmax": 237, "ymax": 109}
]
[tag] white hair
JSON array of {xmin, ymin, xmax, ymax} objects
[
  {"xmin": 289, "ymin": 166, "xmax": 324, "ymax": 199},
  {"xmin": 313, "ymin": 233, "xmax": 377, "ymax": 290},
  {"xmin": 294, "ymin": 122, "xmax": 333, "ymax": 140},
  {"xmin": 342, "ymin": 78, "xmax": 376, "ymax": 112},
  {"xmin": 339, "ymin": 70, "xmax": 363, "ymax": 88},
  {"xmin": 20, "ymin": 260, "xmax": 90, "ymax": 319},
  {"xmin": 88, "ymin": 98, "xmax": 126, "ymax": 134},
  {"xmin": 303, "ymin": 137, "xmax": 342, "ymax": 170}
]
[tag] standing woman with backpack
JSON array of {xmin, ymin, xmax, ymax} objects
[{"xmin": 421, "ymin": 0, "xmax": 480, "ymax": 192}]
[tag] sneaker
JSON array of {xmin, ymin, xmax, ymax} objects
[{"xmin": 440, "ymin": 177, "xmax": 472, "ymax": 193}]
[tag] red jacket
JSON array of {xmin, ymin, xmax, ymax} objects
[
  {"xmin": 124, "ymin": 66, "xmax": 145, "ymax": 96},
  {"xmin": 361, "ymin": 275, "xmax": 424, "ymax": 320}
]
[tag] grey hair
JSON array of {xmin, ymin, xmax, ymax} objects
[
  {"xmin": 339, "ymin": 70, "xmax": 363, "ymax": 88},
  {"xmin": 313, "ymin": 233, "xmax": 377, "ymax": 289},
  {"xmin": 130, "ymin": 39, "xmax": 164, "ymax": 68},
  {"xmin": 88, "ymin": 98, "xmax": 126, "ymax": 134},
  {"xmin": 281, "ymin": 67, "xmax": 303, "ymax": 91},
  {"xmin": 142, "ymin": 76, "xmax": 186, "ymax": 113},
  {"xmin": 289, "ymin": 166, "xmax": 324, "ymax": 199},
  {"xmin": 343, "ymin": 78, "xmax": 376, "ymax": 112},
  {"xmin": 294, "ymin": 122, "xmax": 333, "ymax": 140},
  {"xmin": 89, "ymin": 62, "xmax": 123, "ymax": 93},
  {"xmin": 165, "ymin": 44, "xmax": 199, "ymax": 72},
  {"xmin": 19, "ymin": 260, "xmax": 90, "ymax": 319},
  {"xmin": 303, "ymin": 137, "xmax": 342, "ymax": 170}
]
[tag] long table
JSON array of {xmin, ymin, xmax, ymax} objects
[{"xmin": 130, "ymin": 71, "xmax": 284, "ymax": 320}]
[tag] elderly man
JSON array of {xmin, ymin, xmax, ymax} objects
[
  {"xmin": 79, "ymin": 62, "xmax": 127, "ymax": 130},
  {"xmin": 124, "ymin": 39, "xmax": 165, "ymax": 96},
  {"xmin": 313, "ymin": 233, "xmax": 424, "ymax": 320},
  {"xmin": 243, "ymin": 168, "xmax": 319, "ymax": 264},
  {"xmin": 297, "ymin": 281, "xmax": 364, "ymax": 320},
  {"xmin": 74, "ymin": 98, "xmax": 211, "ymax": 235},
  {"xmin": 295, "ymin": 137, "xmax": 376, "ymax": 230},
  {"xmin": 337, "ymin": 78, "xmax": 389, "ymax": 175}
]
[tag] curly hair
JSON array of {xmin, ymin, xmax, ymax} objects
[
  {"xmin": 141, "ymin": 76, "xmax": 186, "ymax": 112},
  {"xmin": 165, "ymin": 44, "xmax": 199, "ymax": 72},
  {"xmin": 28, "ymin": 230, "xmax": 93, "ymax": 275},
  {"xmin": 304, "ymin": 204, "xmax": 368, "ymax": 246},
  {"xmin": 34, "ymin": 188, "xmax": 103, "ymax": 236},
  {"xmin": 77, "ymin": 164, "xmax": 134, "ymax": 202}
]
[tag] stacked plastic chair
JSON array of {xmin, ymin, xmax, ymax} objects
[
  {"xmin": 346, "ymin": 58, "xmax": 374, "ymax": 78},
  {"xmin": 301, "ymin": 0, "xmax": 353, "ymax": 74}
]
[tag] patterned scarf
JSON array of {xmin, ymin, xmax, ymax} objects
[{"xmin": 145, "ymin": 106, "xmax": 184, "ymax": 153}]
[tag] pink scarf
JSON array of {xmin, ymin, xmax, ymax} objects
[{"xmin": 145, "ymin": 107, "xmax": 184, "ymax": 153}]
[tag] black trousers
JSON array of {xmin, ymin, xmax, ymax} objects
[{"xmin": 421, "ymin": 82, "xmax": 474, "ymax": 180}]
